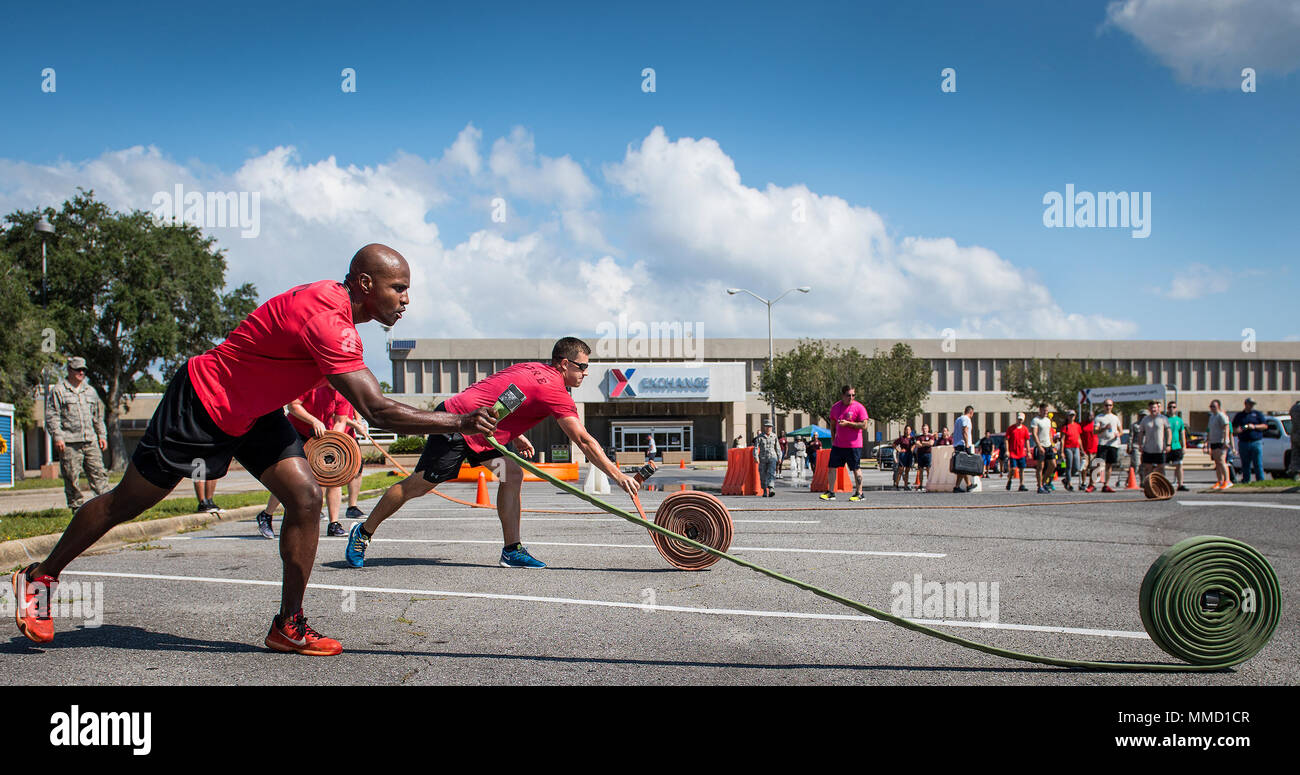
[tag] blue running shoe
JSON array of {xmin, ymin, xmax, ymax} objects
[
  {"xmin": 345, "ymin": 522, "xmax": 369, "ymax": 568},
  {"xmin": 500, "ymin": 544, "xmax": 546, "ymax": 568}
]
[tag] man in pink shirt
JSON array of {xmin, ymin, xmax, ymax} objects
[
  {"xmin": 12, "ymin": 245, "xmax": 497, "ymax": 656},
  {"xmin": 819, "ymin": 385, "xmax": 869, "ymax": 502},
  {"xmin": 345, "ymin": 337, "xmax": 638, "ymax": 570}
]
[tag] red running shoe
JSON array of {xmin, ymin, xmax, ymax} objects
[
  {"xmin": 12, "ymin": 564, "xmax": 56, "ymax": 643},
  {"xmin": 1102, "ymin": 485, "xmax": 1116, "ymax": 493},
  {"xmin": 1085, "ymin": 485, "xmax": 1096, "ymax": 493},
  {"xmin": 265, "ymin": 610, "xmax": 342, "ymax": 656}
]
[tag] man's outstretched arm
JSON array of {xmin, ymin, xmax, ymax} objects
[{"xmin": 327, "ymin": 369, "xmax": 496, "ymax": 436}]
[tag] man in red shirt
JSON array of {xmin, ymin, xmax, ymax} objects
[
  {"xmin": 344, "ymin": 337, "xmax": 638, "ymax": 569},
  {"xmin": 1079, "ymin": 412, "xmax": 1099, "ymax": 492},
  {"xmin": 1060, "ymin": 410, "xmax": 1083, "ymax": 492},
  {"xmin": 1004, "ymin": 413, "xmax": 1031, "ymax": 492},
  {"xmin": 819, "ymin": 386, "xmax": 869, "ymax": 501},
  {"xmin": 12, "ymin": 244, "xmax": 497, "ymax": 655}
]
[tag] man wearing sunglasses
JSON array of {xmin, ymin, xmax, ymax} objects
[{"xmin": 346, "ymin": 336, "xmax": 638, "ymax": 570}]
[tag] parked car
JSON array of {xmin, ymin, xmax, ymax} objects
[{"xmin": 876, "ymin": 445, "xmax": 895, "ymax": 470}]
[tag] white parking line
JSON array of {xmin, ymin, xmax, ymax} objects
[
  {"xmin": 60, "ymin": 569, "xmax": 1149, "ymax": 640},
  {"xmin": 1178, "ymin": 500, "xmax": 1300, "ymax": 510},
  {"xmin": 166, "ymin": 536, "xmax": 942, "ymax": 558},
  {"xmin": 379, "ymin": 517, "xmax": 820, "ymax": 524}
]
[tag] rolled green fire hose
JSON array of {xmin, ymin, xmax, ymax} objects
[{"xmin": 485, "ymin": 393, "xmax": 1280, "ymax": 671}]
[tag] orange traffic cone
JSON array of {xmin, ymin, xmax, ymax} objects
[
  {"xmin": 475, "ymin": 471, "xmax": 492, "ymax": 506},
  {"xmin": 680, "ymin": 483, "xmax": 687, "ymax": 491},
  {"xmin": 1125, "ymin": 467, "xmax": 1140, "ymax": 490},
  {"xmin": 679, "ymin": 459, "xmax": 686, "ymax": 469}
]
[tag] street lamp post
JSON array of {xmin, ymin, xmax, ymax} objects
[
  {"xmin": 34, "ymin": 217, "xmax": 56, "ymax": 467},
  {"xmin": 726, "ymin": 286, "xmax": 811, "ymax": 429}
]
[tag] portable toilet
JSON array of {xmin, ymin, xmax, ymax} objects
[{"xmin": 0, "ymin": 402, "xmax": 14, "ymax": 489}]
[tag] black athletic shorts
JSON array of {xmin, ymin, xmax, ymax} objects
[
  {"xmin": 1166, "ymin": 448, "xmax": 1184, "ymax": 463},
  {"xmin": 827, "ymin": 446, "xmax": 862, "ymax": 471},
  {"xmin": 915, "ymin": 450, "xmax": 932, "ymax": 468},
  {"xmin": 414, "ymin": 402, "xmax": 504, "ymax": 485},
  {"xmin": 1033, "ymin": 447, "xmax": 1057, "ymax": 461},
  {"xmin": 131, "ymin": 361, "xmax": 305, "ymax": 489},
  {"xmin": 1141, "ymin": 451, "xmax": 1167, "ymax": 466},
  {"xmin": 1098, "ymin": 446, "xmax": 1119, "ymax": 465}
]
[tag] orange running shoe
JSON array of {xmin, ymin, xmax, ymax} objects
[
  {"xmin": 265, "ymin": 610, "xmax": 342, "ymax": 656},
  {"xmin": 12, "ymin": 564, "xmax": 56, "ymax": 643}
]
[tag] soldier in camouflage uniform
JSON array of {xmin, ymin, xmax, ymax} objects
[
  {"xmin": 753, "ymin": 420, "xmax": 782, "ymax": 497},
  {"xmin": 45, "ymin": 357, "xmax": 109, "ymax": 510}
]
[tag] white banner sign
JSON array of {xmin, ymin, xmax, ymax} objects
[{"xmin": 1078, "ymin": 384, "xmax": 1167, "ymax": 405}]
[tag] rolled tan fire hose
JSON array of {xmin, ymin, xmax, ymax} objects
[{"xmin": 304, "ymin": 430, "xmax": 362, "ymax": 487}]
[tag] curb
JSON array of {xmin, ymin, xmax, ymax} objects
[{"xmin": 1, "ymin": 487, "xmax": 387, "ymax": 570}]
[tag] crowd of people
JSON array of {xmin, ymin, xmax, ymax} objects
[{"xmin": 746, "ymin": 391, "xmax": 1291, "ymax": 497}]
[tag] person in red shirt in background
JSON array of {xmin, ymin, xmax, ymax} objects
[
  {"xmin": 254, "ymin": 385, "xmax": 360, "ymax": 539},
  {"xmin": 1004, "ymin": 413, "xmax": 1031, "ymax": 492},
  {"xmin": 333, "ymin": 397, "xmax": 368, "ymax": 520},
  {"xmin": 12, "ymin": 245, "xmax": 497, "ymax": 655},
  {"xmin": 1060, "ymin": 410, "xmax": 1083, "ymax": 492},
  {"xmin": 344, "ymin": 337, "xmax": 638, "ymax": 570},
  {"xmin": 1079, "ymin": 412, "xmax": 1099, "ymax": 492}
]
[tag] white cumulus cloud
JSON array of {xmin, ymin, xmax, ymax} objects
[{"xmin": 1105, "ymin": 0, "xmax": 1300, "ymax": 87}]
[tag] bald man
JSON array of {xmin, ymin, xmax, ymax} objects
[{"xmin": 12, "ymin": 244, "xmax": 497, "ymax": 656}]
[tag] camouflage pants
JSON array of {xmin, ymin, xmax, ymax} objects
[{"xmin": 61, "ymin": 441, "xmax": 109, "ymax": 509}]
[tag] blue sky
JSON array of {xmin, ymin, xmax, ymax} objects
[{"xmin": 3, "ymin": 0, "xmax": 1298, "ymax": 374}]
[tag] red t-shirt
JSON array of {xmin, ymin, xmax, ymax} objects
[
  {"xmin": 443, "ymin": 362, "xmax": 579, "ymax": 453},
  {"xmin": 1062, "ymin": 421, "xmax": 1083, "ymax": 449},
  {"xmin": 1081, "ymin": 421, "xmax": 1098, "ymax": 454},
  {"xmin": 1006, "ymin": 425, "xmax": 1031, "ymax": 458},
  {"xmin": 288, "ymin": 385, "xmax": 356, "ymax": 438},
  {"xmin": 188, "ymin": 281, "xmax": 366, "ymax": 436}
]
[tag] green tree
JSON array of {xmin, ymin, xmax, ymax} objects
[
  {"xmin": 1003, "ymin": 358, "xmax": 1146, "ymax": 417},
  {"xmin": 0, "ymin": 251, "xmax": 63, "ymax": 424},
  {"xmin": 1, "ymin": 190, "xmax": 258, "ymax": 469},
  {"xmin": 860, "ymin": 342, "xmax": 931, "ymax": 428},
  {"xmin": 762, "ymin": 339, "xmax": 929, "ymax": 430}
]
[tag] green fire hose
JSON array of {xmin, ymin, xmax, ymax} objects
[{"xmin": 486, "ymin": 393, "xmax": 1280, "ymax": 671}]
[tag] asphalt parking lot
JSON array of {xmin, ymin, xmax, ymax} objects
[{"xmin": 2, "ymin": 467, "xmax": 1295, "ymax": 685}]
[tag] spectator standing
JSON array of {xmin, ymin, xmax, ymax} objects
[
  {"xmin": 1004, "ymin": 414, "xmax": 1030, "ymax": 492},
  {"xmin": 894, "ymin": 426, "xmax": 915, "ymax": 490},
  {"xmin": 1029, "ymin": 404, "xmax": 1057, "ymax": 494},
  {"xmin": 952, "ymin": 406, "xmax": 975, "ymax": 492},
  {"xmin": 913, "ymin": 423, "xmax": 936, "ymax": 492},
  {"xmin": 44, "ymin": 357, "xmax": 109, "ymax": 511},
  {"xmin": 1092, "ymin": 399, "xmax": 1123, "ymax": 493},
  {"xmin": 1233, "ymin": 398, "xmax": 1268, "ymax": 483},
  {"xmin": 819, "ymin": 386, "xmax": 868, "ymax": 501},
  {"xmin": 646, "ymin": 433, "xmax": 657, "ymax": 462},
  {"xmin": 778, "ymin": 435, "xmax": 789, "ymax": 476},
  {"xmin": 1166, "ymin": 400, "xmax": 1189, "ymax": 491},
  {"xmin": 1080, "ymin": 412, "xmax": 1099, "ymax": 492},
  {"xmin": 1060, "ymin": 410, "xmax": 1082, "ymax": 492},
  {"xmin": 1134, "ymin": 400, "xmax": 1171, "ymax": 481},
  {"xmin": 937, "ymin": 428, "xmax": 952, "ymax": 446},
  {"xmin": 978, "ymin": 430, "xmax": 994, "ymax": 477},
  {"xmin": 1207, "ymin": 400, "xmax": 1233, "ymax": 490},
  {"xmin": 753, "ymin": 421, "xmax": 781, "ymax": 497},
  {"xmin": 792, "ymin": 436, "xmax": 807, "ymax": 479},
  {"xmin": 807, "ymin": 433, "xmax": 822, "ymax": 470}
]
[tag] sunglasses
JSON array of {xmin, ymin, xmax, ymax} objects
[{"xmin": 566, "ymin": 359, "xmax": 589, "ymax": 372}]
